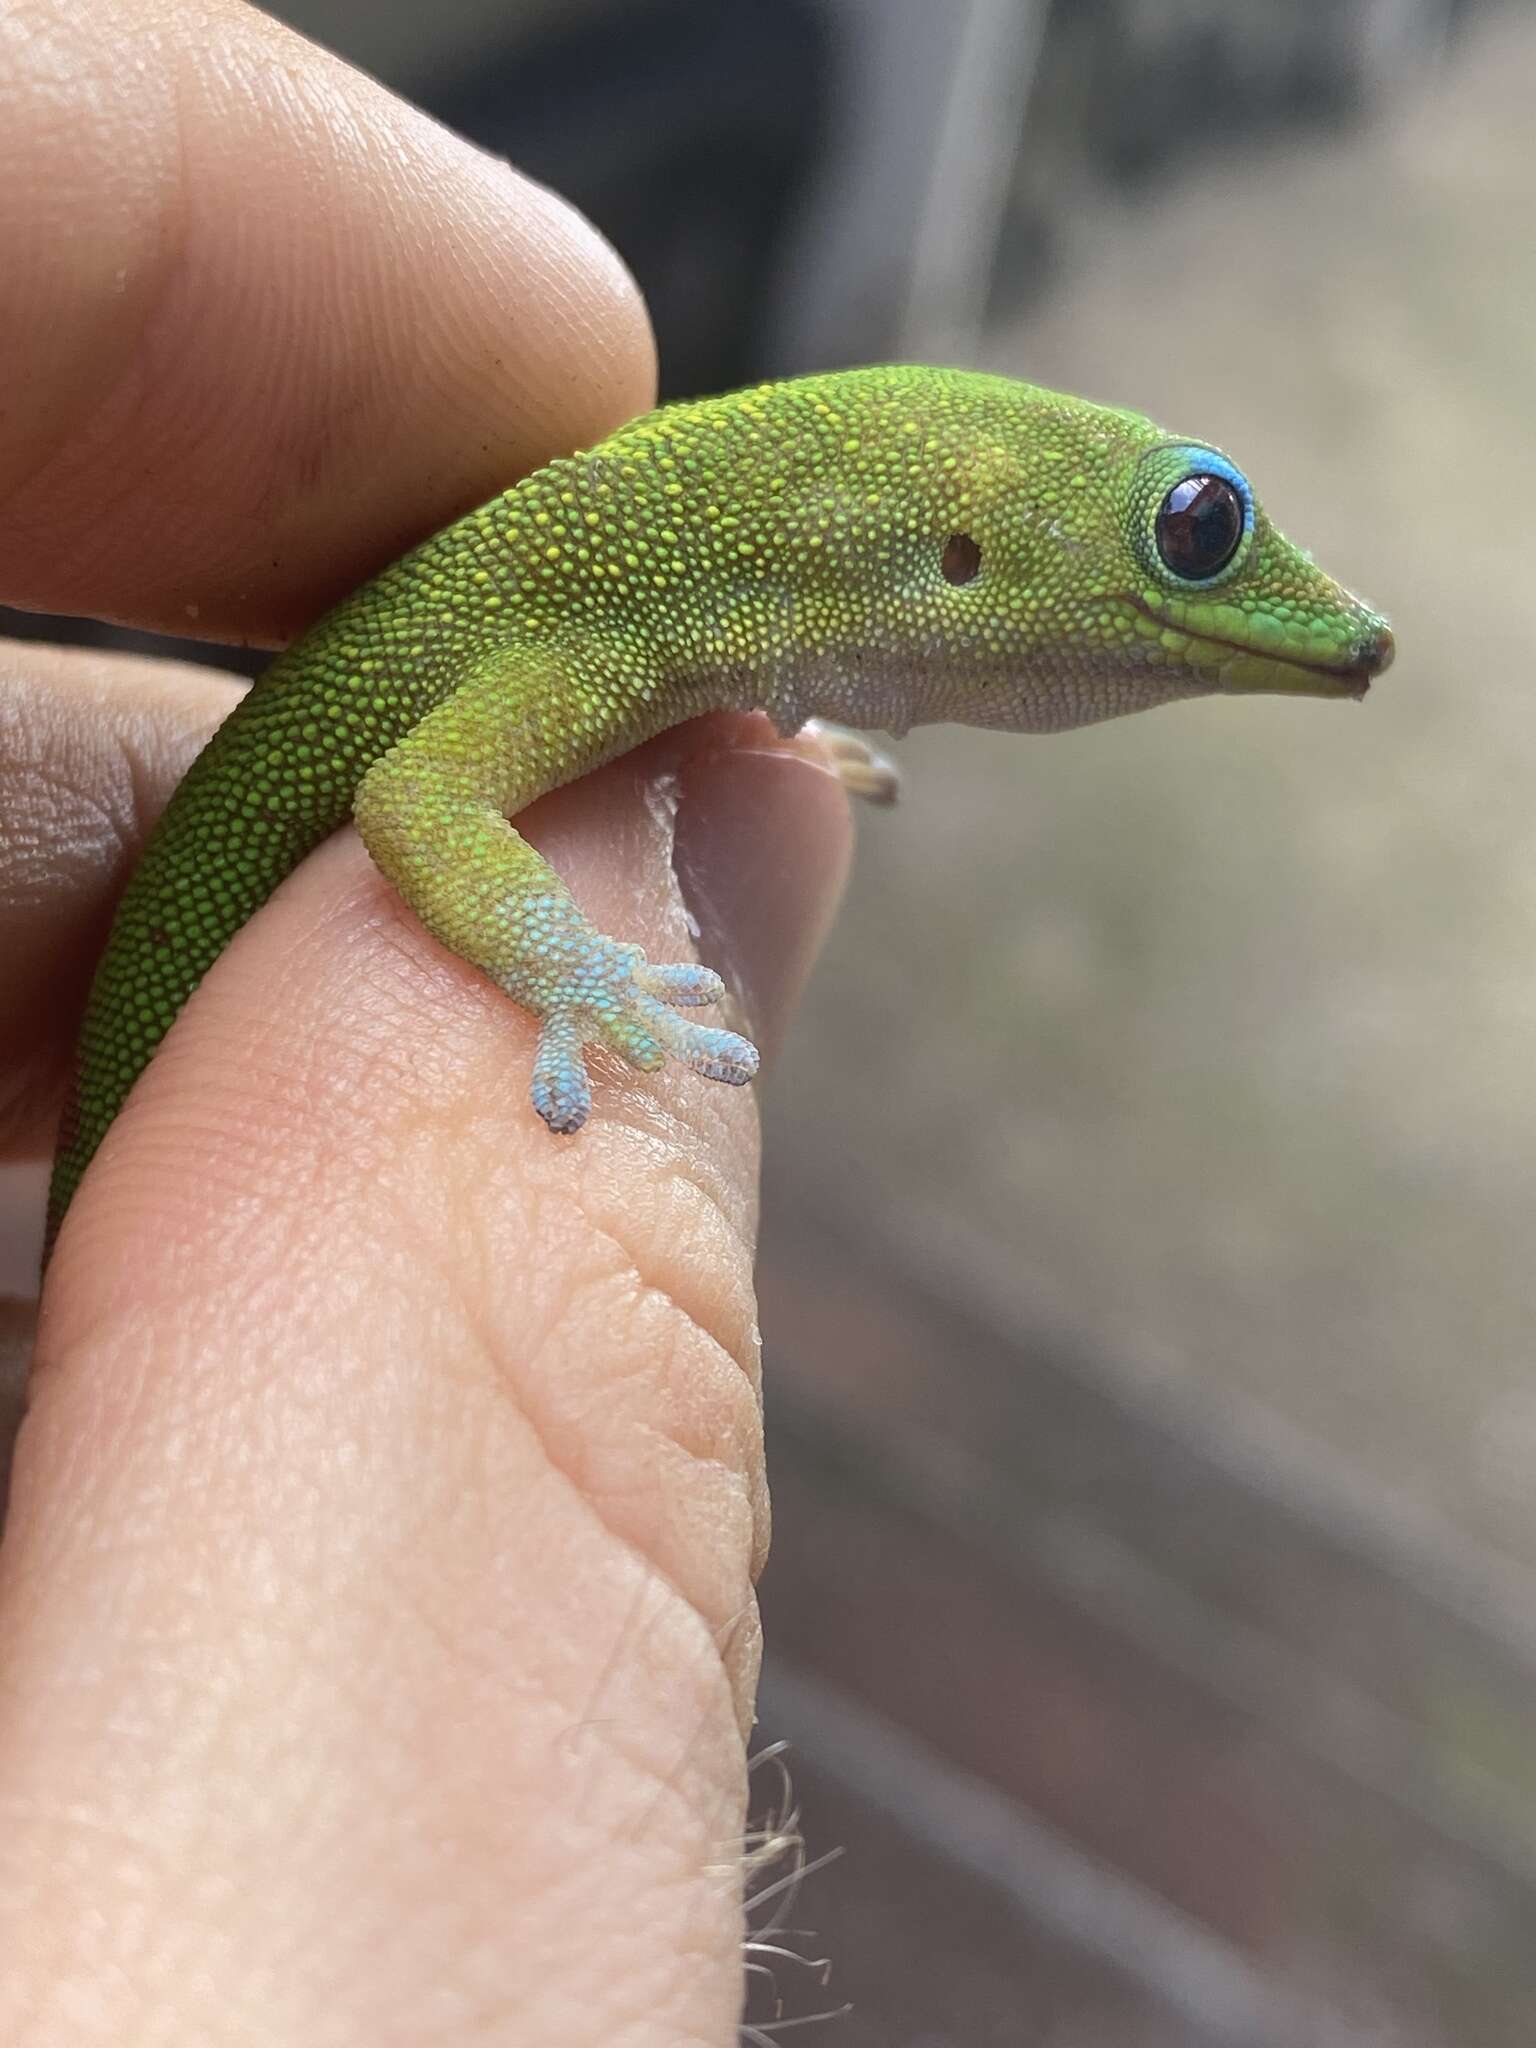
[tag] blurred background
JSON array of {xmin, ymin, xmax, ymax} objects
[{"xmin": 6, "ymin": 0, "xmax": 1536, "ymax": 2039}]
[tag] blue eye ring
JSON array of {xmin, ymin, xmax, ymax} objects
[{"xmin": 1132, "ymin": 444, "xmax": 1255, "ymax": 589}]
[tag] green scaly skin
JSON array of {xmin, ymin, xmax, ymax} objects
[{"xmin": 46, "ymin": 366, "xmax": 1393, "ymax": 1252}]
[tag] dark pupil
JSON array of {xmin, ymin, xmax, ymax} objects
[{"xmin": 1155, "ymin": 475, "xmax": 1243, "ymax": 579}]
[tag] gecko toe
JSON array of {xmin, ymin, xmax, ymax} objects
[
  {"xmin": 675, "ymin": 1024, "xmax": 760, "ymax": 1085},
  {"xmin": 633, "ymin": 991, "xmax": 759, "ymax": 1084},
  {"xmin": 531, "ymin": 1013, "xmax": 592, "ymax": 1133},
  {"xmin": 636, "ymin": 960, "xmax": 726, "ymax": 1007}
]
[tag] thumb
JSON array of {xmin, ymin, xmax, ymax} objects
[{"xmin": 3, "ymin": 717, "xmax": 850, "ymax": 2044}]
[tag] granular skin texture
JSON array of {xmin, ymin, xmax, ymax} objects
[{"xmin": 47, "ymin": 367, "xmax": 1392, "ymax": 1246}]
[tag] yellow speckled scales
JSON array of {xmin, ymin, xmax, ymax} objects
[{"xmin": 48, "ymin": 367, "xmax": 1392, "ymax": 1249}]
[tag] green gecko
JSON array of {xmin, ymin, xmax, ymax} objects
[{"xmin": 46, "ymin": 365, "xmax": 1393, "ymax": 1251}]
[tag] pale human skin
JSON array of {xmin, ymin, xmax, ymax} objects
[{"xmin": 0, "ymin": 5, "xmax": 851, "ymax": 2042}]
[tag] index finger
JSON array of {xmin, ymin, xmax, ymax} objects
[{"xmin": 0, "ymin": 0, "xmax": 655, "ymax": 646}]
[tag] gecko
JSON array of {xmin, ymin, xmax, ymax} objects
[{"xmin": 46, "ymin": 365, "xmax": 1393, "ymax": 1251}]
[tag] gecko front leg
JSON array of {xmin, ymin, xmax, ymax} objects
[{"xmin": 352, "ymin": 640, "xmax": 759, "ymax": 1133}]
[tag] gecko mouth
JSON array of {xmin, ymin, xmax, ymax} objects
[{"xmin": 1123, "ymin": 595, "xmax": 1394, "ymax": 699}]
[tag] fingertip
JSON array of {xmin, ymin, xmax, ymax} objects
[{"xmin": 0, "ymin": 0, "xmax": 658, "ymax": 642}]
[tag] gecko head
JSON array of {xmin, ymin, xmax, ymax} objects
[
  {"xmin": 1110, "ymin": 440, "xmax": 1394, "ymax": 702},
  {"xmin": 915, "ymin": 380, "xmax": 1393, "ymax": 732}
]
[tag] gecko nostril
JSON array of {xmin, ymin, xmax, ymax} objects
[{"xmin": 1357, "ymin": 623, "xmax": 1395, "ymax": 676}]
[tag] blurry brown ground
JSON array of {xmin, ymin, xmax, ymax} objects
[{"xmin": 755, "ymin": 10, "xmax": 1536, "ymax": 2043}]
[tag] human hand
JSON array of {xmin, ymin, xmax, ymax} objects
[{"xmin": 0, "ymin": 6, "xmax": 850, "ymax": 2040}]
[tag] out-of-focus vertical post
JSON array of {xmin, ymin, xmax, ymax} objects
[{"xmin": 896, "ymin": 0, "xmax": 1048, "ymax": 362}]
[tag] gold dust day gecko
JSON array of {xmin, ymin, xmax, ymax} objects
[{"xmin": 48, "ymin": 366, "xmax": 1393, "ymax": 1250}]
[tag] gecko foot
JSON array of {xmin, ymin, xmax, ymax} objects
[
  {"xmin": 528, "ymin": 945, "xmax": 759, "ymax": 1133},
  {"xmin": 801, "ymin": 720, "xmax": 902, "ymax": 805}
]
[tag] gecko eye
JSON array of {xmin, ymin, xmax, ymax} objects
[
  {"xmin": 1155, "ymin": 475, "xmax": 1244, "ymax": 581},
  {"xmin": 941, "ymin": 533, "xmax": 981, "ymax": 585}
]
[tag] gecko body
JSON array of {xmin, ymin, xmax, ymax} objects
[{"xmin": 47, "ymin": 366, "xmax": 1393, "ymax": 1246}]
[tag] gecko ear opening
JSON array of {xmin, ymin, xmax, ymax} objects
[{"xmin": 941, "ymin": 533, "xmax": 982, "ymax": 585}]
